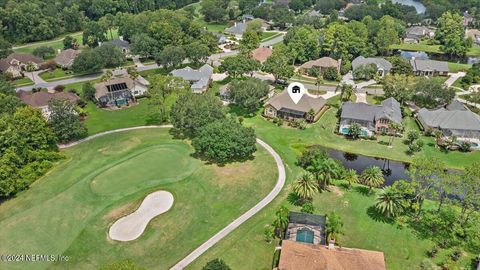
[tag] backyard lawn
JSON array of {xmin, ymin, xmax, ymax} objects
[
  {"xmin": 0, "ymin": 129, "xmax": 277, "ymax": 270},
  {"xmin": 390, "ymin": 41, "xmax": 480, "ymax": 57},
  {"xmin": 448, "ymin": 62, "xmax": 472, "ymax": 73},
  {"xmin": 187, "ymin": 104, "xmax": 446, "ymax": 270}
]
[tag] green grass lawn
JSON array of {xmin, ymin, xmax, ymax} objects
[
  {"xmin": 187, "ymin": 100, "xmax": 480, "ymax": 269},
  {"xmin": 38, "ymin": 69, "xmax": 87, "ymax": 82},
  {"xmin": 84, "ymin": 99, "xmax": 153, "ymax": 135},
  {"xmin": 14, "ymin": 29, "xmax": 119, "ymax": 56},
  {"xmin": 12, "ymin": 76, "xmax": 33, "ymax": 86},
  {"xmin": 390, "ymin": 41, "xmax": 480, "ymax": 57},
  {"xmin": 13, "ymin": 32, "xmax": 84, "ymax": 55},
  {"xmin": 261, "ymin": 32, "xmax": 281, "ymax": 41},
  {"xmin": 204, "ymin": 23, "xmax": 229, "ymax": 33},
  {"xmin": 0, "ymin": 129, "xmax": 277, "ymax": 270},
  {"xmin": 448, "ymin": 62, "xmax": 472, "ymax": 73}
]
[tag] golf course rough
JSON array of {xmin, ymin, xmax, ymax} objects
[{"xmin": 0, "ymin": 129, "xmax": 278, "ymax": 270}]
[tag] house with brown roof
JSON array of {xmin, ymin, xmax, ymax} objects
[
  {"xmin": 17, "ymin": 90, "xmax": 80, "ymax": 118},
  {"xmin": 252, "ymin": 47, "xmax": 273, "ymax": 63},
  {"xmin": 300, "ymin": 57, "xmax": 341, "ymax": 75},
  {"xmin": 466, "ymin": 29, "xmax": 480, "ymax": 45},
  {"xmin": 94, "ymin": 75, "xmax": 149, "ymax": 108},
  {"xmin": 54, "ymin": 49, "xmax": 81, "ymax": 69},
  {"xmin": 275, "ymin": 212, "xmax": 387, "ymax": 270},
  {"xmin": 0, "ymin": 53, "xmax": 43, "ymax": 78},
  {"xmin": 264, "ymin": 90, "xmax": 327, "ymax": 122},
  {"xmin": 276, "ymin": 240, "xmax": 387, "ymax": 270}
]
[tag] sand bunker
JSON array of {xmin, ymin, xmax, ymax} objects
[{"xmin": 109, "ymin": 190, "xmax": 174, "ymax": 241}]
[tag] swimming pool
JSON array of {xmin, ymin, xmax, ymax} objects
[
  {"xmin": 296, "ymin": 229, "xmax": 314, "ymax": 244},
  {"xmin": 341, "ymin": 127, "xmax": 368, "ymax": 137}
]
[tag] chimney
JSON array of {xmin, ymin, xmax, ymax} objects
[
  {"xmin": 119, "ymin": 36, "xmax": 124, "ymax": 41},
  {"xmin": 328, "ymin": 239, "xmax": 335, "ymax": 250},
  {"xmin": 234, "ymin": 22, "xmax": 237, "ymax": 27}
]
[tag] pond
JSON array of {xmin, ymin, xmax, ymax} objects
[
  {"xmin": 391, "ymin": 0, "xmax": 426, "ymax": 14},
  {"xmin": 324, "ymin": 147, "xmax": 410, "ymax": 186},
  {"xmin": 398, "ymin": 50, "xmax": 480, "ymax": 65}
]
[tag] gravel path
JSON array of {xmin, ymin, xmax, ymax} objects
[{"xmin": 59, "ymin": 126, "xmax": 286, "ymax": 270}]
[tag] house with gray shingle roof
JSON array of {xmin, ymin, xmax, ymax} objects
[
  {"xmin": 339, "ymin": 97, "xmax": 402, "ymax": 136},
  {"xmin": 417, "ymin": 101, "xmax": 480, "ymax": 145},
  {"xmin": 171, "ymin": 64, "xmax": 213, "ymax": 93},
  {"xmin": 404, "ymin": 26, "xmax": 435, "ymax": 43},
  {"xmin": 54, "ymin": 49, "xmax": 81, "ymax": 69},
  {"xmin": 264, "ymin": 90, "xmax": 327, "ymax": 122},
  {"xmin": 352, "ymin": 56, "xmax": 392, "ymax": 78},
  {"xmin": 104, "ymin": 37, "xmax": 131, "ymax": 55},
  {"xmin": 225, "ymin": 22, "xmax": 248, "ymax": 39},
  {"xmin": 410, "ymin": 58, "xmax": 449, "ymax": 76}
]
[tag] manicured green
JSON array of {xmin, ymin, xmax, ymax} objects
[{"xmin": 0, "ymin": 129, "xmax": 277, "ymax": 270}]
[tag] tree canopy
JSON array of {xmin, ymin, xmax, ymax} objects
[{"xmin": 192, "ymin": 118, "xmax": 257, "ymax": 164}]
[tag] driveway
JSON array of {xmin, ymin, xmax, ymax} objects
[
  {"xmin": 260, "ymin": 32, "xmax": 286, "ymax": 47},
  {"xmin": 24, "ymin": 70, "xmax": 47, "ymax": 85},
  {"xmin": 445, "ymin": 72, "xmax": 466, "ymax": 87},
  {"xmin": 355, "ymin": 92, "xmax": 367, "ymax": 103}
]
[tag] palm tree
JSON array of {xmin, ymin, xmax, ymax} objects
[
  {"xmin": 348, "ymin": 123, "xmax": 362, "ymax": 139},
  {"xmin": 315, "ymin": 74, "xmax": 324, "ymax": 96},
  {"xmin": 388, "ymin": 122, "xmax": 402, "ymax": 148},
  {"xmin": 360, "ymin": 165, "xmax": 385, "ymax": 194},
  {"xmin": 339, "ymin": 83, "xmax": 354, "ymax": 101},
  {"xmin": 102, "ymin": 69, "xmax": 113, "ymax": 82},
  {"xmin": 375, "ymin": 187, "xmax": 404, "ymax": 218},
  {"xmin": 127, "ymin": 67, "xmax": 139, "ymax": 101},
  {"xmin": 292, "ymin": 172, "xmax": 317, "ymax": 201},
  {"xmin": 343, "ymin": 168, "xmax": 358, "ymax": 189},
  {"xmin": 272, "ymin": 205, "xmax": 289, "ymax": 238},
  {"xmin": 313, "ymin": 158, "xmax": 341, "ymax": 191},
  {"xmin": 25, "ymin": 61, "xmax": 37, "ymax": 84},
  {"xmin": 325, "ymin": 211, "xmax": 344, "ymax": 244}
]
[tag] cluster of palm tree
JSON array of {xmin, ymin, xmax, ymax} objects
[
  {"xmin": 374, "ymin": 186, "xmax": 404, "ymax": 218},
  {"xmin": 360, "ymin": 165, "xmax": 385, "ymax": 194}
]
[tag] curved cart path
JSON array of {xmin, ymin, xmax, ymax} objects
[{"xmin": 59, "ymin": 125, "xmax": 286, "ymax": 270}]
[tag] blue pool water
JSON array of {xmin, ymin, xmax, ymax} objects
[{"xmin": 296, "ymin": 229, "xmax": 314, "ymax": 244}]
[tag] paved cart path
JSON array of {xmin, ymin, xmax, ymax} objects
[{"xmin": 59, "ymin": 125, "xmax": 286, "ymax": 270}]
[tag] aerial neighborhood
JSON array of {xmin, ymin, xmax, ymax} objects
[{"xmin": 0, "ymin": 0, "xmax": 480, "ymax": 270}]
